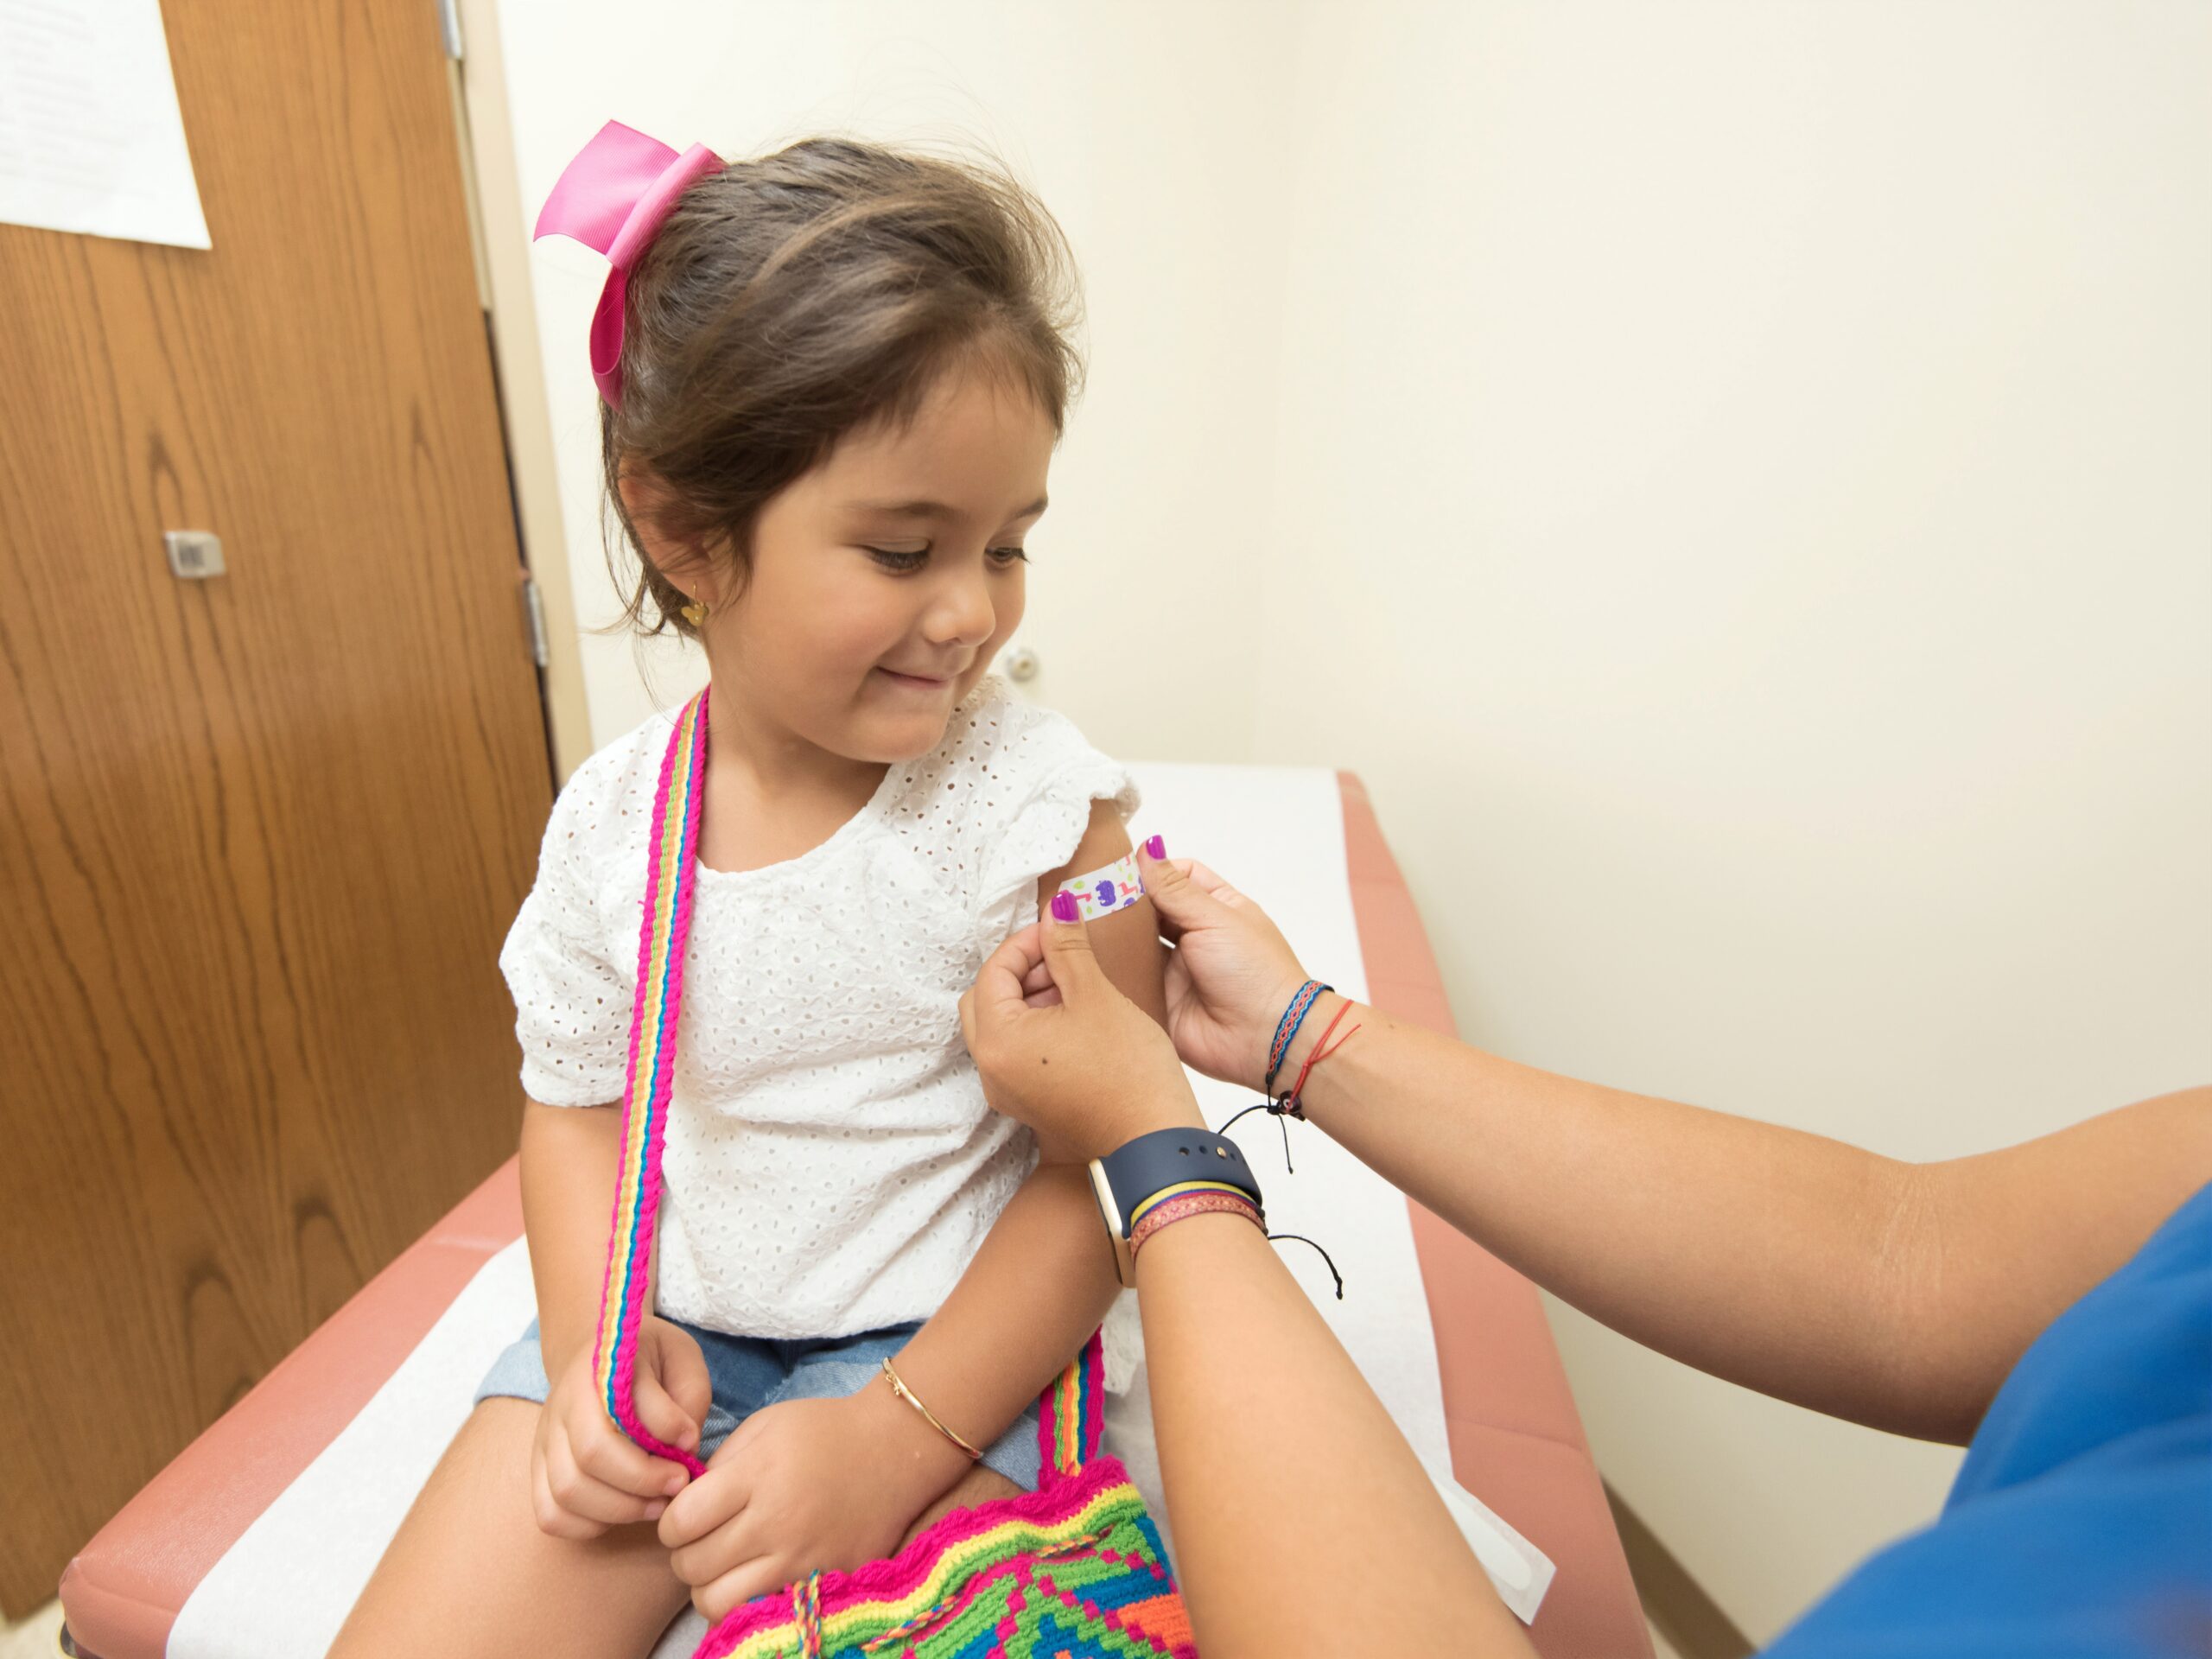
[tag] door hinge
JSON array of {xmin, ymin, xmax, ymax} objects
[
  {"xmin": 519, "ymin": 573, "xmax": 550, "ymax": 669},
  {"xmin": 435, "ymin": 0, "xmax": 464, "ymax": 60}
]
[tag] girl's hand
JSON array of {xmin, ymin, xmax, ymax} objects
[
  {"xmin": 960, "ymin": 894, "xmax": 1205, "ymax": 1162},
  {"xmin": 531, "ymin": 1315, "xmax": 709, "ymax": 1539},
  {"xmin": 658, "ymin": 1386, "xmax": 982, "ymax": 1622},
  {"xmin": 1131, "ymin": 846, "xmax": 1314, "ymax": 1094}
]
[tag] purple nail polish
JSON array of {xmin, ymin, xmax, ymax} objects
[
  {"xmin": 1051, "ymin": 890, "xmax": 1079, "ymax": 924},
  {"xmin": 1144, "ymin": 834, "xmax": 1166, "ymax": 860}
]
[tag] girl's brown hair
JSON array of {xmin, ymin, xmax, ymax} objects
[{"xmin": 599, "ymin": 136, "xmax": 1086, "ymax": 638}]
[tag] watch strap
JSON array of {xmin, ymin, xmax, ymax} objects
[{"xmin": 1097, "ymin": 1127, "xmax": 1263, "ymax": 1239}]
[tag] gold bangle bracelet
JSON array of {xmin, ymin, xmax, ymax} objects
[{"xmin": 878, "ymin": 1357, "xmax": 983, "ymax": 1461}]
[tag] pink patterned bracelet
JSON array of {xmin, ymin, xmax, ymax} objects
[{"xmin": 1128, "ymin": 1189, "xmax": 1264, "ymax": 1264}]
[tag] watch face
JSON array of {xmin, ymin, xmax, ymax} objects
[
  {"xmin": 1089, "ymin": 1158, "xmax": 1127, "ymax": 1238},
  {"xmin": 1088, "ymin": 1159, "xmax": 1137, "ymax": 1288}
]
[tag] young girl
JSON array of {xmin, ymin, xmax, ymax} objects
[{"xmin": 331, "ymin": 126, "xmax": 1165, "ymax": 1658}]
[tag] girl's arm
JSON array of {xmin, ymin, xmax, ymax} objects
[
  {"xmin": 521, "ymin": 1096, "xmax": 710, "ymax": 1536},
  {"xmin": 519, "ymin": 1096, "xmax": 622, "ymax": 1376},
  {"xmin": 878, "ymin": 802, "xmax": 1163, "ymax": 1476}
]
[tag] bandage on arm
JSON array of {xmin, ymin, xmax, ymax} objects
[{"xmin": 1055, "ymin": 850, "xmax": 1146, "ymax": 920}]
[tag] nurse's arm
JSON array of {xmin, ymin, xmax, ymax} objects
[
  {"xmin": 1135, "ymin": 1204, "xmax": 1537, "ymax": 1656},
  {"xmin": 1900, "ymin": 1086, "xmax": 2212, "ymax": 1434},
  {"xmin": 1279, "ymin": 996, "xmax": 2210, "ymax": 1445}
]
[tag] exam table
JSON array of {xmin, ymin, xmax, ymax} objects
[{"xmin": 59, "ymin": 767, "xmax": 1649, "ymax": 1658}]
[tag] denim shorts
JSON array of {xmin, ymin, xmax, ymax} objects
[{"xmin": 473, "ymin": 1313, "xmax": 1043, "ymax": 1491}]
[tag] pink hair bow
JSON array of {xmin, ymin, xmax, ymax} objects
[{"xmin": 534, "ymin": 119, "xmax": 724, "ymax": 409}]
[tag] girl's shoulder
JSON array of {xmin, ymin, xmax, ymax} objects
[
  {"xmin": 893, "ymin": 671, "xmax": 1124, "ymax": 816},
  {"xmin": 557, "ymin": 678, "xmax": 1103, "ymax": 836},
  {"xmin": 535, "ymin": 702, "xmax": 685, "ymax": 874},
  {"xmin": 531, "ymin": 677, "xmax": 1133, "ymax": 901},
  {"xmin": 884, "ymin": 674, "xmax": 1139, "ymax": 924}
]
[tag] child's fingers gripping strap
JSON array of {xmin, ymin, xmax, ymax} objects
[{"xmin": 1056, "ymin": 850, "xmax": 1146, "ymax": 921}]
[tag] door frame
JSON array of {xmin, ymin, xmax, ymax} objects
[{"xmin": 450, "ymin": 0, "xmax": 594, "ymax": 782}]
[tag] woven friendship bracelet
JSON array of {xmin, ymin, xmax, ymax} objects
[
  {"xmin": 1129, "ymin": 1189, "xmax": 1264, "ymax": 1263},
  {"xmin": 878, "ymin": 1357, "xmax": 983, "ymax": 1462},
  {"xmin": 1128, "ymin": 1177, "xmax": 1255, "ymax": 1230},
  {"xmin": 1265, "ymin": 979, "xmax": 1332, "ymax": 1089}
]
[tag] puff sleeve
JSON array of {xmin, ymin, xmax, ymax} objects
[
  {"xmin": 497, "ymin": 765, "xmax": 633, "ymax": 1108},
  {"xmin": 974, "ymin": 693, "xmax": 1142, "ymax": 946}
]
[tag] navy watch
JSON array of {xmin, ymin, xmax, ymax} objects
[{"xmin": 1088, "ymin": 1127, "xmax": 1264, "ymax": 1287}]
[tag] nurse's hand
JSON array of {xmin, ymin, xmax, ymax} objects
[
  {"xmin": 1127, "ymin": 843, "xmax": 1315, "ymax": 1095},
  {"xmin": 961, "ymin": 895, "xmax": 1204, "ymax": 1162}
]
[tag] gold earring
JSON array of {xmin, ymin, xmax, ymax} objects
[{"xmin": 680, "ymin": 599, "xmax": 707, "ymax": 626}]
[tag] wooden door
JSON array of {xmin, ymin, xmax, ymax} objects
[{"xmin": 0, "ymin": 0, "xmax": 553, "ymax": 1613}]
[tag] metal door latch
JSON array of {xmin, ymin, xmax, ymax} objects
[{"xmin": 164, "ymin": 531, "xmax": 226, "ymax": 579}]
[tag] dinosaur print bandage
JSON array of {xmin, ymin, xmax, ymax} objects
[{"xmin": 1057, "ymin": 851, "xmax": 1146, "ymax": 920}]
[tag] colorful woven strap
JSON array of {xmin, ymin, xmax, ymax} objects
[
  {"xmin": 1038, "ymin": 1329, "xmax": 1105, "ymax": 1478},
  {"xmin": 590, "ymin": 687, "xmax": 711, "ymax": 1478}
]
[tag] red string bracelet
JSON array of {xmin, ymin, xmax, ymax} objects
[{"xmin": 1278, "ymin": 996, "xmax": 1361, "ymax": 1120}]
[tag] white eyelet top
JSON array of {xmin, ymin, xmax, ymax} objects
[{"xmin": 499, "ymin": 672, "xmax": 1140, "ymax": 1339}]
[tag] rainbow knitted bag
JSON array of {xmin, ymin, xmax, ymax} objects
[{"xmin": 594, "ymin": 686, "xmax": 1198, "ymax": 1659}]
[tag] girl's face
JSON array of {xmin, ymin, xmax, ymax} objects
[{"xmin": 699, "ymin": 364, "xmax": 1054, "ymax": 765}]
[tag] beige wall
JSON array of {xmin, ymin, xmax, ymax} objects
[{"xmin": 484, "ymin": 1, "xmax": 2212, "ymax": 1641}]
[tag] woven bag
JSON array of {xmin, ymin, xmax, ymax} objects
[{"xmin": 594, "ymin": 687, "xmax": 1198, "ymax": 1658}]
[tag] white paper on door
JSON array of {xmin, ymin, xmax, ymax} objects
[{"xmin": 0, "ymin": 0, "xmax": 211, "ymax": 249}]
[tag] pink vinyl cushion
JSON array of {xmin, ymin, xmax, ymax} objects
[
  {"xmin": 56, "ymin": 1169, "xmax": 524, "ymax": 1659},
  {"xmin": 59, "ymin": 772, "xmax": 1645, "ymax": 1659}
]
